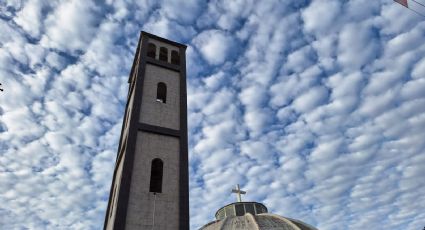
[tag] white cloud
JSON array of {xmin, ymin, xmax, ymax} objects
[
  {"xmin": 192, "ymin": 29, "xmax": 235, "ymax": 65},
  {"xmin": 270, "ymin": 66, "xmax": 322, "ymax": 108},
  {"xmin": 302, "ymin": 0, "xmax": 341, "ymax": 35},
  {"xmin": 45, "ymin": 51, "xmax": 67, "ymax": 70},
  {"xmin": 41, "ymin": 0, "xmax": 100, "ymax": 52},
  {"xmin": 194, "ymin": 120, "xmax": 238, "ymax": 154},
  {"xmin": 345, "ymin": 0, "xmax": 380, "ymax": 21},
  {"xmin": 239, "ymin": 84, "xmax": 267, "ymax": 108},
  {"xmin": 14, "ymin": 0, "xmax": 45, "ymax": 38},
  {"xmin": 143, "ymin": 11, "xmax": 197, "ymax": 41},
  {"xmin": 203, "ymin": 71, "xmax": 226, "ymax": 90},
  {"xmin": 379, "ymin": 2, "xmax": 421, "ymax": 36},
  {"xmin": 292, "ymin": 86, "xmax": 329, "ymax": 113},
  {"xmin": 285, "ymin": 45, "xmax": 316, "ymax": 73},
  {"xmin": 81, "ymin": 22, "xmax": 129, "ymax": 76},
  {"xmin": 309, "ymin": 138, "xmax": 342, "ymax": 162},
  {"xmin": 400, "ymin": 78, "xmax": 425, "ymax": 101},
  {"xmin": 412, "ymin": 57, "xmax": 425, "ymax": 79},
  {"xmin": 311, "ymin": 34, "xmax": 337, "ymax": 71},
  {"xmin": 161, "ymin": 0, "xmax": 206, "ymax": 24},
  {"xmin": 243, "ymin": 109, "xmax": 272, "ymax": 137},
  {"xmin": 337, "ymin": 23, "xmax": 379, "ymax": 71},
  {"xmin": 358, "ymin": 90, "xmax": 396, "ymax": 117},
  {"xmin": 202, "ymin": 88, "xmax": 234, "ymax": 115},
  {"xmin": 385, "ymin": 28, "xmax": 425, "ymax": 57},
  {"xmin": 240, "ymin": 140, "xmax": 272, "ymax": 162}
]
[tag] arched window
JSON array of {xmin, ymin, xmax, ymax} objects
[
  {"xmin": 149, "ymin": 158, "xmax": 163, "ymax": 193},
  {"xmin": 156, "ymin": 82, "xmax": 167, "ymax": 103},
  {"xmin": 171, "ymin": 50, "xmax": 180, "ymax": 65},
  {"xmin": 147, "ymin": 43, "xmax": 156, "ymax": 58},
  {"xmin": 159, "ymin": 47, "xmax": 168, "ymax": 62}
]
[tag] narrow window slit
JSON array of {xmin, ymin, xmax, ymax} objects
[
  {"xmin": 149, "ymin": 158, "xmax": 164, "ymax": 193},
  {"xmin": 156, "ymin": 82, "xmax": 167, "ymax": 103}
]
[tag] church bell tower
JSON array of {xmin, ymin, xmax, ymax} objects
[{"xmin": 104, "ymin": 31, "xmax": 189, "ymax": 230}]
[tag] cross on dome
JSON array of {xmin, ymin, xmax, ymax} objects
[{"xmin": 231, "ymin": 184, "xmax": 246, "ymax": 202}]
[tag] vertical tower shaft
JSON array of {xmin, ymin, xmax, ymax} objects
[{"xmin": 104, "ymin": 31, "xmax": 188, "ymax": 230}]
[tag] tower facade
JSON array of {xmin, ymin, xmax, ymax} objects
[{"xmin": 104, "ymin": 32, "xmax": 189, "ymax": 230}]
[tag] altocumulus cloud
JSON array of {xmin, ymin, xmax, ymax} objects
[{"xmin": 1, "ymin": 0, "xmax": 425, "ymax": 229}]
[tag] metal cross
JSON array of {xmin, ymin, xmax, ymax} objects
[{"xmin": 231, "ymin": 184, "xmax": 246, "ymax": 202}]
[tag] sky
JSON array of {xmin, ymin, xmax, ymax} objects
[{"xmin": 0, "ymin": 0, "xmax": 425, "ymax": 229}]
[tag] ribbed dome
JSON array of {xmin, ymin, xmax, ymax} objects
[
  {"xmin": 200, "ymin": 213, "xmax": 318, "ymax": 230},
  {"xmin": 200, "ymin": 185, "xmax": 318, "ymax": 230}
]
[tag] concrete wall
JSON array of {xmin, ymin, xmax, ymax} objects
[
  {"xmin": 139, "ymin": 64, "xmax": 180, "ymax": 130},
  {"xmin": 125, "ymin": 131, "xmax": 180, "ymax": 229}
]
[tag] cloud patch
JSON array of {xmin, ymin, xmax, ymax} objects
[{"xmin": 192, "ymin": 29, "xmax": 236, "ymax": 65}]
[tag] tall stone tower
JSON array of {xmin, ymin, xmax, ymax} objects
[{"xmin": 104, "ymin": 31, "xmax": 189, "ymax": 230}]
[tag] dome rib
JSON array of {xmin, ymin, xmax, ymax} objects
[
  {"xmin": 286, "ymin": 217, "xmax": 318, "ymax": 230},
  {"xmin": 257, "ymin": 213, "xmax": 301, "ymax": 230},
  {"xmin": 246, "ymin": 213, "xmax": 260, "ymax": 230},
  {"xmin": 218, "ymin": 216, "xmax": 229, "ymax": 230}
]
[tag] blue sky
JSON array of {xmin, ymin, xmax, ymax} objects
[{"xmin": 1, "ymin": 0, "xmax": 425, "ymax": 229}]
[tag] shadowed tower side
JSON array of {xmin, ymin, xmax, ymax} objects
[{"xmin": 103, "ymin": 31, "xmax": 189, "ymax": 230}]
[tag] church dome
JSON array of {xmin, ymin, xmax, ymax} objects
[
  {"xmin": 199, "ymin": 185, "xmax": 318, "ymax": 230},
  {"xmin": 199, "ymin": 206, "xmax": 318, "ymax": 230}
]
